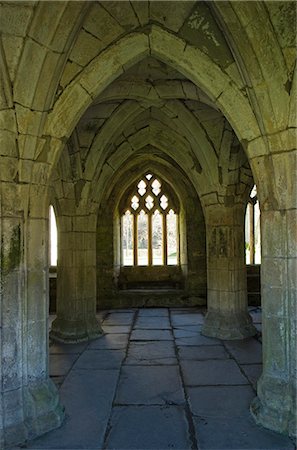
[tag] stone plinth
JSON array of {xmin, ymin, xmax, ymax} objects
[{"xmin": 50, "ymin": 316, "xmax": 102, "ymax": 343}]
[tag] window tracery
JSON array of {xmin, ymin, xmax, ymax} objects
[{"xmin": 121, "ymin": 173, "xmax": 179, "ymax": 266}]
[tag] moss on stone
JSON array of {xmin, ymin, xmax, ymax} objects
[{"xmin": 1, "ymin": 225, "xmax": 21, "ymax": 275}]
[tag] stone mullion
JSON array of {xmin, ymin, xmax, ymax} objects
[
  {"xmin": 202, "ymin": 203, "xmax": 256, "ymax": 340},
  {"xmin": 163, "ymin": 213, "xmax": 167, "ymax": 265},
  {"xmin": 176, "ymin": 212, "xmax": 180, "ymax": 265},
  {"xmin": 133, "ymin": 214, "xmax": 138, "ymax": 266},
  {"xmin": 148, "ymin": 213, "xmax": 152, "ymax": 265}
]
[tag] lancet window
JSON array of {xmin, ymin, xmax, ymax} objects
[{"xmin": 245, "ymin": 185, "xmax": 261, "ymax": 264}]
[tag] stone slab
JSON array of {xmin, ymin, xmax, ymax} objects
[
  {"xmin": 187, "ymin": 385, "xmax": 255, "ymax": 418},
  {"xmin": 181, "ymin": 360, "xmax": 249, "ymax": 386},
  {"xmin": 130, "ymin": 329, "xmax": 173, "ymax": 341},
  {"xmin": 49, "ymin": 342, "xmax": 88, "ymax": 354},
  {"xmin": 178, "ymin": 345, "xmax": 229, "ymax": 360},
  {"xmin": 138, "ymin": 308, "xmax": 169, "ymax": 317},
  {"xmin": 125, "ymin": 340, "xmax": 176, "ymax": 365},
  {"xmin": 134, "ymin": 316, "xmax": 171, "ymax": 329},
  {"xmin": 28, "ymin": 369, "xmax": 119, "ymax": 449},
  {"xmin": 173, "ymin": 325, "xmax": 203, "ymax": 338},
  {"xmin": 194, "ymin": 416, "xmax": 295, "ymax": 450},
  {"xmin": 171, "ymin": 313, "xmax": 205, "ymax": 326},
  {"xmin": 115, "ymin": 365, "xmax": 185, "ymax": 405},
  {"xmin": 241, "ymin": 364, "xmax": 263, "ymax": 388},
  {"xmin": 73, "ymin": 349, "xmax": 125, "ymax": 370},
  {"xmin": 88, "ymin": 333, "xmax": 129, "ymax": 350},
  {"xmin": 175, "ymin": 334, "xmax": 221, "ymax": 346},
  {"xmin": 103, "ymin": 312, "xmax": 135, "ymax": 325},
  {"xmin": 49, "ymin": 353, "xmax": 78, "ymax": 377},
  {"xmin": 170, "ymin": 308, "xmax": 203, "ymax": 313},
  {"xmin": 103, "ymin": 325, "xmax": 131, "ymax": 334},
  {"xmin": 105, "ymin": 406, "xmax": 192, "ymax": 449},
  {"xmin": 224, "ymin": 338, "xmax": 262, "ymax": 364}
]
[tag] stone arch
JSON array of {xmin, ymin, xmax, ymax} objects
[
  {"xmin": 97, "ymin": 79, "xmax": 216, "ymax": 109},
  {"xmin": 89, "ymin": 124, "xmax": 210, "ymax": 208},
  {"xmin": 99, "ymin": 150, "xmax": 195, "ymax": 210},
  {"xmin": 213, "ymin": 1, "xmax": 291, "ymax": 133},
  {"xmin": 83, "ymin": 100, "xmax": 220, "ymax": 192},
  {"xmin": 44, "ymin": 25, "xmax": 261, "ymax": 174},
  {"xmin": 96, "ymin": 152, "xmax": 207, "ymax": 308}
]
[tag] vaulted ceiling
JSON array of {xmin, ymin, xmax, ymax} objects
[{"xmin": 1, "ymin": 1, "xmax": 295, "ymax": 212}]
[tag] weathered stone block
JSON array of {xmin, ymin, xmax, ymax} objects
[
  {"xmin": 2, "ymin": 35, "xmax": 24, "ymax": 82},
  {"xmin": 103, "ymin": 1, "xmax": 139, "ymax": 31},
  {"xmin": 45, "ymin": 82, "xmax": 92, "ymax": 139},
  {"xmin": 0, "ymin": 3, "xmax": 33, "ymax": 36},
  {"xmin": 14, "ymin": 38, "xmax": 48, "ymax": 107},
  {"xmin": 115, "ymin": 365, "xmax": 185, "ymax": 405},
  {"xmin": 69, "ymin": 29, "xmax": 103, "ymax": 67},
  {"xmin": 0, "ymin": 109, "xmax": 17, "ymax": 133},
  {"xmin": 80, "ymin": 32, "xmax": 149, "ymax": 98},
  {"xmin": 0, "ymin": 129, "xmax": 17, "ymax": 157},
  {"xmin": 105, "ymin": 406, "xmax": 191, "ymax": 450}
]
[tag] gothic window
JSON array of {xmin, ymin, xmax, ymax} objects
[
  {"xmin": 121, "ymin": 173, "xmax": 179, "ymax": 266},
  {"xmin": 245, "ymin": 186, "xmax": 261, "ymax": 264}
]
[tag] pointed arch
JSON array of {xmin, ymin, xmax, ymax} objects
[{"xmin": 44, "ymin": 25, "xmax": 261, "ymax": 180}]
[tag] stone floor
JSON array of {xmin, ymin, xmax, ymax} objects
[{"xmin": 14, "ymin": 307, "xmax": 295, "ymax": 450}]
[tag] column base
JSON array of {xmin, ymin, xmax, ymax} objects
[
  {"xmin": 201, "ymin": 310, "xmax": 257, "ymax": 340},
  {"xmin": 3, "ymin": 379, "xmax": 64, "ymax": 448},
  {"xmin": 250, "ymin": 374, "xmax": 296, "ymax": 439},
  {"xmin": 50, "ymin": 316, "xmax": 103, "ymax": 343}
]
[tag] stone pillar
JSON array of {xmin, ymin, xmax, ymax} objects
[
  {"xmin": 250, "ymin": 208, "xmax": 296, "ymax": 437},
  {"xmin": 202, "ymin": 203, "xmax": 257, "ymax": 339},
  {"xmin": 0, "ymin": 183, "xmax": 64, "ymax": 447},
  {"xmin": 50, "ymin": 213, "xmax": 102, "ymax": 343}
]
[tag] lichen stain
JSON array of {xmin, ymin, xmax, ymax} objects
[
  {"xmin": 1, "ymin": 225, "xmax": 21, "ymax": 275},
  {"xmin": 208, "ymin": 228, "xmax": 217, "ymax": 256},
  {"xmin": 187, "ymin": 11, "xmax": 220, "ymax": 47},
  {"xmin": 219, "ymin": 228, "xmax": 228, "ymax": 257}
]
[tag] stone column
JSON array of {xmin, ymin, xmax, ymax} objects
[
  {"xmin": 0, "ymin": 183, "xmax": 64, "ymax": 448},
  {"xmin": 50, "ymin": 213, "xmax": 102, "ymax": 343},
  {"xmin": 202, "ymin": 203, "xmax": 257, "ymax": 339},
  {"xmin": 250, "ymin": 208, "xmax": 296, "ymax": 437}
]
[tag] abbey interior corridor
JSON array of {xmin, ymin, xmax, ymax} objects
[{"xmin": 0, "ymin": 1, "xmax": 296, "ymax": 449}]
